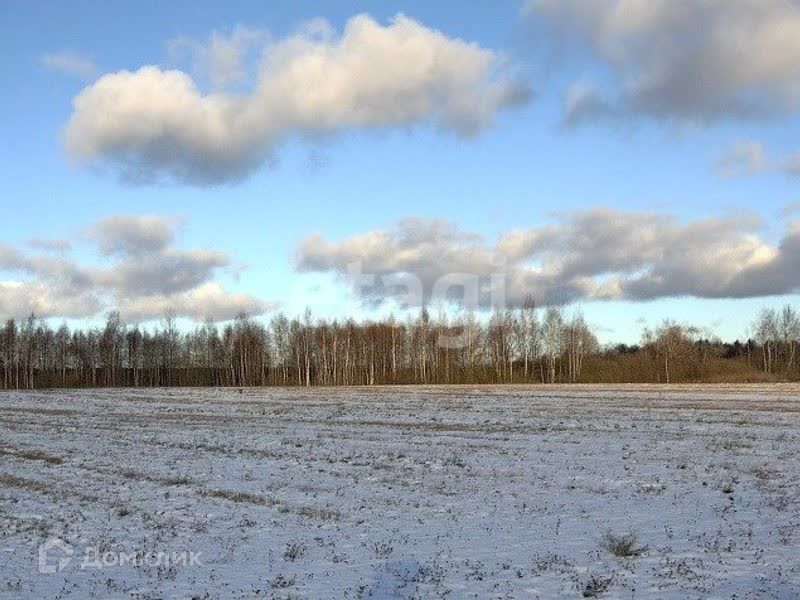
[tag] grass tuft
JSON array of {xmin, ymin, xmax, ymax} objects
[{"xmin": 601, "ymin": 529, "xmax": 648, "ymax": 558}]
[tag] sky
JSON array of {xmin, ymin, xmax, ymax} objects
[{"xmin": 2, "ymin": 0, "xmax": 800, "ymax": 344}]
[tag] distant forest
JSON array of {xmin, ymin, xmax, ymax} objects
[{"xmin": 0, "ymin": 303, "xmax": 798, "ymax": 389}]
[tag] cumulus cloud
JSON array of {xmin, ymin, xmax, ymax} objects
[
  {"xmin": 42, "ymin": 51, "xmax": 97, "ymax": 79},
  {"xmin": 64, "ymin": 14, "xmax": 529, "ymax": 185},
  {"xmin": 0, "ymin": 245, "xmax": 89, "ymax": 290},
  {"xmin": 117, "ymin": 282, "xmax": 276, "ymax": 321},
  {"xmin": 92, "ymin": 248, "xmax": 229, "ymax": 296},
  {"xmin": 715, "ymin": 141, "xmax": 769, "ymax": 177},
  {"xmin": 0, "ymin": 215, "xmax": 272, "ymax": 322},
  {"xmin": 88, "ymin": 214, "xmax": 179, "ymax": 255},
  {"xmin": 295, "ymin": 210, "xmax": 800, "ymax": 307},
  {"xmin": 0, "ymin": 281, "xmax": 103, "ymax": 320},
  {"xmin": 525, "ymin": 0, "xmax": 800, "ymax": 124}
]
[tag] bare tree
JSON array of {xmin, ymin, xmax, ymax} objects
[
  {"xmin": 754, "ymin": 308, "xmax": 779, "ymax": 374},
  {"xmin": 0, "ymin": 302, "xmax": 796, "ymax": 389},
  {"xmin": 565, "ymin": 310, "xmax": 597, "ymax": 383},
  {"xmin": 542, "ymin": 307, "xmax": 564, "ymax": 383},
  {"xmin": 780, "ymin": 306, "xmax": 800, "ymax": 374}
]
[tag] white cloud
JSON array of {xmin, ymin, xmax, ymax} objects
[
  {"xmin": 296, "ymin": 210, "xmax": 800, "ymax": 307},
  {"xmin": 41, "ymin": 51, "xmax": 97, "ymax": 79},
  {"xmin": 64, "ymin": 13, "xmax": 529, "ymax": 185},
  {"xmin": 0, "ymin": 215, "xmax": 272, "ymax": 322},
  {"xmin": 0, "ymin": 280, "xmax": 103, "ymax": 319},
  {"xmin": 525, "ymin": 0, "xmax": 800, "ymax": 124},
  {"xmin": 91, "ymin": 248, "xmax": 230, "ymax": 296},
  {"xmin": 116, "ymin": 282, "xmax": 276, "ymax": 322},
  {"xmin": 88, "ymin": 214, "xmax": 180, "ymax": 255}
]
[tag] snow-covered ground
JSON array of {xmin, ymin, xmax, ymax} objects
[{"xmin": 1, "ymin": 385, "xmax": 799, "ymax": 599}]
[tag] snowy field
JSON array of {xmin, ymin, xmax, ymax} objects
[{"xmin": 1, "ymin": 385, "xmax": 800, "ymax": 599}]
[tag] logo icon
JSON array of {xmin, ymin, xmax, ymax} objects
[{"xmin": 38, "ymin": 538, "xmax": 73, "ymax": 574}]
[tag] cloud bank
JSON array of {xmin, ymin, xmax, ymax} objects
[
  {"xmin": 296, "ymin": 210, "xmax": 800, "ymax": 307},
  {"xmin": 0, "ymin": 215, "xmax": 274, "ymax": 322},
  {"xmin": 525, "ymin": 0, "xmax": 800, "ymax": 125},
  {"xmin": 64, "ymin": 14, "xmax": 529, "ymax": 185}
]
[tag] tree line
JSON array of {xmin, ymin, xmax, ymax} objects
[{"xmin": 1, "ymin": 303, "xmax": 798, "ymax": 389}]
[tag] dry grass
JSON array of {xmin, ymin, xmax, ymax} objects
[
  {"xmin": 117, "ymin": 467, "xmax": 195, "ymax": 486},
  {"xmin": 582, "ymin": 574, "xmax": 612, "ymax": 597},
  {"xmin": 0, "ymin": 447, "xmax": 64, "ymax": 465},
  {"xmin": 601, "ymin": 530, "xmax": 648, "ymax": 558},
  {"xmin": 283, "ymin": 542, "xmax": 306, "ymax": 562},
  {"xmin": 198, "ymin": 487, "xmax": 341, "ymax": 521},
  {"xmin": 200, "ymin": 488, "xmax": 275, "ymax": 505},
  {"xmin": 0, "ymin": 474, "xmax": 51, "ymax": 494}
]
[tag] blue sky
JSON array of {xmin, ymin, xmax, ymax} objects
[{"xmin": 2, "ymin": 0, "xmax": 800, "ymax": 343}]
